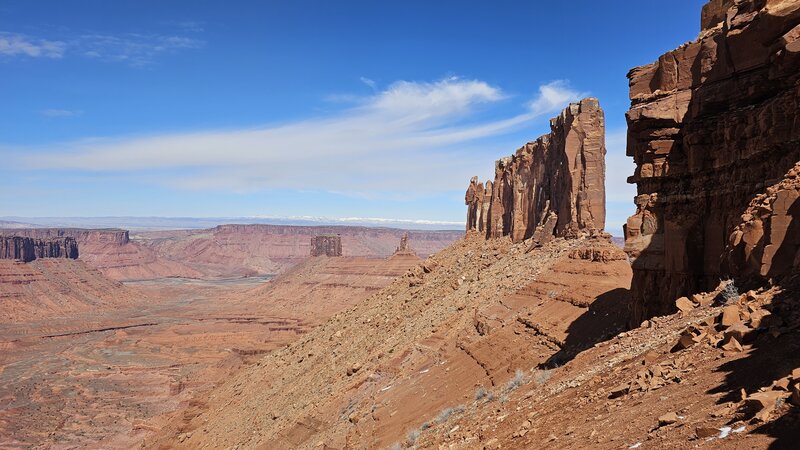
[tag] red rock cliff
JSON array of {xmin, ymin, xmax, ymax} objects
[
  {"xmin": 624, "ymin": 0, "xmax": 800, "ymax": 323},
  {"xmin": 466, "ymin": 98, "xmax": 606, "ymax": 242},
  {"xmin": 4, "ymin": 228, "xmax": 130, "ymax": 245},
  {"xmin": 0, "ymin": 236, "xmax": 79, "ymax": 262}
]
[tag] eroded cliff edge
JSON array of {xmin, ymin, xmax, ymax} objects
[
  {"xmin": 466, "ymin": 98, "xmax": 606, "ymax": 242},
  {"xmin": 624, "ymin": 0, "xmax": 800, "ymax": 323},
  {"xmin": 0, "ymin": 235, "xmax": 79, "ymax": 262}
]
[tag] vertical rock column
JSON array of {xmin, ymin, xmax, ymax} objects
[{"xmin": 466, "ymin": 98, "xmax": 606, "ymax": 242}]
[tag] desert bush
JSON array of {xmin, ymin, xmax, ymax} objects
[
  {"xmin": 533, "ymin": 368, "xmax": 554, "ymax": 385},
  {"xmin": 474, "ymin": 386, "xmax": 488, "ymax": 400},
  {"xmin": 721, "ymin": 280, "xmax": 739, "ymax": 302},
  {"xmin": 504, "ymin": 369, "xmax": 526, "ymax": 393},
  {"xmin": 435, "ymin": 405, "xmax": 465, "ymax": 424},
  {"xmin": 406, "ymin": 429, "xmax": 420, "ymax": 445}
]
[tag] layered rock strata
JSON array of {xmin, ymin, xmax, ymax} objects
[
  {"xmin": 0, "ymin": 236, "xmax": 79, "ymax": 262},
  {"xmin": 310, "ymin": 235, "xmax": 342, "ymax": 257},
  {"xmin": 624, "ymin": 0, "xmax": 800, "ymax": 323},
  {"xmin": 466, "ymin": 98, "xmax": 606, "ymax": 242}
]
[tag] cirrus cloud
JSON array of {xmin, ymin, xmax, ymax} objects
[
  {"xmin": 0, "ymin": 32, "xmax": 65, "ymax": 58},
  {"xmin": 12, "ymin": 78, "xmax": 584, "ymax": 195}
]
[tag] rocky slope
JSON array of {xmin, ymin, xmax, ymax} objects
[
  {"xmin": 145, "ymin": 233, "xmax": 631, "ymax": 449},
  {"xmin": 408, "ymin": 277, "xmax": 800, "ymax": 450},
  {"xmin": 0, "ymin": 258, "xmax": 136, "ymax": 322},
  {"xmin": 623, "ymin": 0, "xmax": 800, "ymax": 323},
  {"xmin": 466, "ymin": 98, "xmax": 606, "ymax": 242}
]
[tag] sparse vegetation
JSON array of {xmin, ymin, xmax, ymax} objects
[
  {"xmin": 504, "ymin": 368, "xmax": 526, "ymax": 393},
  {"xmin": 533, "ymin": 368, "xmax": 554, "ymax": 385},
  {"xmin": 435, "ymin": 405, "xmax": 465, "ymax": 424},
  {"xmin": 474, "ymin": 385, "xmax": 488, "ymax": 400},
  {"xmin": 406, "ymin": 429, "xmax": 420, "ymax": 445},
  {"xmin": 721, "ymin": 280, "xmax": 740, "ymax": 302}
]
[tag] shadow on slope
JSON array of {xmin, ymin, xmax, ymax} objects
[{"xmin": 543, "ymin": 287, "xmax": 631, "ymax": 368}]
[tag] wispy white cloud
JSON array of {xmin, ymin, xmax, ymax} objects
[
  {"xmin": 12, "ymin": 78, "xmax": 583, "ymax": 195},
  {"xmin": 167, "ymin": 20, "xmax": 205, "ymax": 33},
  {"xmin": 0, "ymin": 32, "xmax": 65, "ymax": 58},
  {"xmin": 528, "ymin": 80, "xmax": 587, "ymax": 116},
  {"xmin": 77, "ymin": 33, "xmax": 204, "ymax": 66},
  {"xmin": 41, "ymin": 108, "xmax": 83, "ymax": 118},
  {"xmin": 0, "ymin": 29, "xmax": 202, "ymax": 66},
  {"xmin": 359, "ymin": 76, "xmax": 376, "ymax": 90}
]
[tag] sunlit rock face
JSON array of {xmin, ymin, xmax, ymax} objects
[{"xmin": 466, "ymin": 98, "xmax": 606, "ymax": 243}]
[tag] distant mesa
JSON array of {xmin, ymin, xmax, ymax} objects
[
  {"xmin": 310, "ymin": 235, "xmax": 342, "ymax": 257},
  {"xmin": 466, "ymin": 98, "xmax": 606, "ymax": 244},
  {"xmin": 0, "ymin": 235, "xmax": 79, "ymax": 262}
]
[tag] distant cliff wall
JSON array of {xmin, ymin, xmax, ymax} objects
[
  {"xmin": 623, "ymin": 0, "xmax": 800, "ymax": 323},
  {"xmin": 0, "ymin": 236, "xmax": 79, "ymax": 262},
  {"xmin": 3, "ymin": 228, "xmax": 130, "ymax": 246},
  {"xmin": 466, "ymin": 98, "xmax": 606, "ymax": 243}
]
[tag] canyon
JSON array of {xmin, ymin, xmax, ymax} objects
[
  {"xmin": 4, "ymin": 0, "xmax": 800, "ymax": 449},
  {"xmin": 141, "ymin": 1, "xmax": 798, "ymax": 449},
  {"xmin": 2, "ymin": 225, "xmax": 460, "ymax": 281},
  {"xmin": 0, "ymin": 235, "xmax": 424, "ymax": 448}
]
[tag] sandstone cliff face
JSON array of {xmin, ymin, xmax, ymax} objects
[
  {"xmin": 0, "ymin": 236, "xmax": 79, "ymax": 262},
  {"xmin": 466, "ymin": 98, "xmax": 606, "ymax": 242},
  {"xmin": 624, "ymin": 0, "xmax": 800, "ymax": 323},
  {"xmin": 5, "ymin": 228, "xmax": 130, "ymax": 245}
]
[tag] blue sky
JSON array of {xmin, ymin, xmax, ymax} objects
[{"xmin": 0, "ymin": 1, "xmax": 705, "ymax": 234}]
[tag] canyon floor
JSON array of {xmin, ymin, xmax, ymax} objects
[{"xmin": 0, "ymin": 254, "xmax": 420, "ymax": 448}]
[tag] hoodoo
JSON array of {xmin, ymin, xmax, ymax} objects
[
  {"xmin": 624, "ymin": 0, "xmax": 800, "ymax": 324},
  {"xmin": 393, "ymin": 233, "xmax": 416, "ymax": 256},
  {"xmin": 466, "ymin": 98, "xmax": 606, "ymax": 243}
]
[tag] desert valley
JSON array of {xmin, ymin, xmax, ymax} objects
[{"xmin": 3, "ymin": 0, "xmax": 800, "ymax": 449}]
